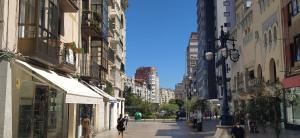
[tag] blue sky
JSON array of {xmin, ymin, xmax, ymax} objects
[{"xmin": 125, "ymin": 0, "xmax": 197, "ymax": 89}]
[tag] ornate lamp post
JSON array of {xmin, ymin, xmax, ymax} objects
[{"xmin": 204, "ymin": 26, "xmax": 240, "ymax": 126}]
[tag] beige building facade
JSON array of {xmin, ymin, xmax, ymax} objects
[{"xmin": 230, "ymin": 0, "xmax": 285, "ymax": 119}]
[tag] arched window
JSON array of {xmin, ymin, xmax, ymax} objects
[
  {"xmin": 269, "ymin": 30, "xmax": 272, "ymax": 46},
  {"xmin": 269, "ymin": 59, "xmax": 277, "ymax": 83},
  {"xmin": 264, "ymin": 33, "xmax": 267, "ymax": 47},
  {"xmin": 257, "ymin": 64, "xmax": 262, "ymax": 79},
  {"xmin": 273, "ymin": 26, "xmax": 277, "ymax": 43}
]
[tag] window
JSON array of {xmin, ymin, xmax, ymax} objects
[
  {"xmin": 290, "ymin": 43, "xmax": 295, "ymax": 67},
  {"xmin": 223, "ymin": 1, "xmax": 230, "ymax": 6},
  {"xmin": 18, "ymin": 0, "xmax": 36, "ymax": 38},
  {"xmin": 273, "ymin": 26, "xmax": 277, "ymax": 43},
  {"xmin": 295, "ymin": 35, "xmax": 300, "ymax": 61},
  {"xmin": 269, "ymin": 30, "xmax": 272, "ymax": 46},
  {"xmin": 288, "ymin": 2, "xmax": 292, "ymax": 26},
  {"xmin": 264, "ymin": 33, "xmax": 267, "ymax": 47},
  {"xmin": 292, "ymin": 0, "xmax": 298, "ymax": 16},
  {"xmin": 298, "ymin": 0, "xmax": 300, "ymax": 12},
  {"xmin": 249, "ymin": 70, "xmax": 255, "ymax": 79},
  {"xmin": 285, "ymin": 87, "xmax": 300, "ymax": 125},
  {"xmin": 224, "ymin": 12, "xmax": 230, "ymax": 17}
]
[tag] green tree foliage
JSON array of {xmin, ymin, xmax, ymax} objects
[
  {"xmin": 159, "ymin": 103, "xmax": 179, "ymax": 116},
  {"xmin": 124, "ymin": 86, "xmax": 157, "ymax": 118},
  {"xmin": 169, "ymin": 99, "xmax": 184, "ymax": 109}
]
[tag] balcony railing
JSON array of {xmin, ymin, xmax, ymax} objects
[{"xmin": 248, "ymin": 78, "xmax": 263, "ymax": 88}]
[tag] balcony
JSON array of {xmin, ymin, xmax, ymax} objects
[
  {"xmin": 18, "ymin": 37, "xmax": 77, "ymax": 72},
  {"xmin": 59, "ymin": 0, "xmax": 79, "ymax": 12},
  {"xmin": 18, "ymin": 38, "xmax": 60, "ymax": 66},
  {"xmin": 82, "ymin": 10, "xmax": 105, "ymax": 39}
]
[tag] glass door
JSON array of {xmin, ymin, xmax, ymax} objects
[{"xmin": 33, "ymin": 86, "xmax": 49, "ymax": 138}]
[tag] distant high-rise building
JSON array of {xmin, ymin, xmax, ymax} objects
[
  {"xmin": 196, "ymin": 0, "xmax": 218, "ymax": 99},
  {"xmin": 186, "ymin": 32, "xmax": 199, "ymax": 76},
  {"xmin": 135, "ymin": 67, "xmax": 160, "ymax": 103}
]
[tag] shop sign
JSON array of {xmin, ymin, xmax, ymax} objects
[{"xmin": 16, "ymin": 79, "xmax": 21, "ymax": 89}]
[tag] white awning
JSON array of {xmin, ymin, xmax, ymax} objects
[
  {"xmin": 87, "ymin": 84, "xmax": 118, "ymax": 103},
  {"xmin": 15, "ymin": 60, "xmax": 103, "ymax": 104}
]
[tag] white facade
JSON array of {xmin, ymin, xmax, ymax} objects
[{"xmin": 160, "ymin": 88, "xmax": 175, "ymax": 104}]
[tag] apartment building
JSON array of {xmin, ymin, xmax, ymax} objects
[
  {"xmin": 160, "ymin": 88, "xmax": 175, "ymax": 104},
  {"xmin": 175, "ymin": 82, "xmax": 185, "ymax": 101},
  {"xmin": 0, "ymin": 0, "xmax": 129, "ymax": 137},
  {"xmin": 135, "ymin": 67, "xmax": 160, "ymax": 103},
  {"xmin": 124, "ymin": 76, "xmax": 150, "ymax": 101}
]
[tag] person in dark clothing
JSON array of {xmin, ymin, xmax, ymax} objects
[
  {"xmin": 117, "ymin": 114, "xmax": 126, "ymax": 138},
  {"xmin": 231, "ymin": 122, "xmax": 245, "ymax": 138}
]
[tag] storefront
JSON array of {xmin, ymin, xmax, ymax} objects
[
  {"xmin": 12, "ymin": 60, "xmax": 103, "ymax": 138},
  {"xmin": 282, "ymin": 75, "xmax": 300, "ymax": 130}
]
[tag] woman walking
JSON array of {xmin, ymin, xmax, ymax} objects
[{"xmin": 117, "ymin": 114, "xmax": 126, "ymax": 138}]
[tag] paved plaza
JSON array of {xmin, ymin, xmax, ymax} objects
[
  {"xmin": 95, "ymin": 119, "xmax": 218, "ymax": 138},
  {"xmin": 95, "ymin": 119, "xmax": 300, "ymax": 138}
]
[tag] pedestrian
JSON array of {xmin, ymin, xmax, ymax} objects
[
  {"xmin": 215, "ymin": 111, "xmax": 218, "ymax": 119},
  {"xmin": 196, "ymin": 111, "xmax": 203, "ymax": 131},
  {"xmin": 117, "ymin": 114, "xmax": 126, "ymax": 138},
  {"xmin": 124, "ymin": 113, "xmax": 129, "ymax": 127},
  {"xmin": 231, "ymin": 122, "xmax": 245, "ymax": 138},
  {"xmin": 192, "ymin": 112, "xmax": 197, "ymax": 128},
  {"xmin": 82, "ymin": 114, "xmax": 91, "ymax": 138},
  {"xmin": 209, "ymin": 110, "xmax": 212, "ymax": 119}
]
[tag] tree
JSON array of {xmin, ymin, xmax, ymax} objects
[
  {"xmin": 169, "ymin": 99, "xmax": 184, "ymax": 109},
  {"xmin": 160, "ymin": 103, "xmax": 179, "ymax": 117}
]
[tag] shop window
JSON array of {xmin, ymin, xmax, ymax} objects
[
  {"xmin": 298, "ymin": 0, "xmax": 300, "ymax": 12},
  {"xmin": 285, "ymin": 87, "xmax": 300, "ymax": 125}
]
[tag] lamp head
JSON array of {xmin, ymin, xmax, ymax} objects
[{"xmin": 205, "ymin": 52, "xmax": 214, "ymax": 61}]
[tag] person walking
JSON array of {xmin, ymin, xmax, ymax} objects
[
  {"xmin": 231, "ymin": 122, "xmax": 245, "ymax": 138},
  {"xmin": 82, "ymin": 114, "xmax": 91, "ymax": 138},
  {"xmin": 117, "ymin": 114, "xmax": 126, "ymax": 138},
  {"xmin": 124, "ymin": 113, "xmax": 129, "ymax": 127},
  {"xmin": 196, "ymin": 111, "xmax": 203, "ymax": 131}
]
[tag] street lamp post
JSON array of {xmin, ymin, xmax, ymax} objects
[{"xmin": 205, "ymin": 26, "xmax": 240, "ymax": 126}]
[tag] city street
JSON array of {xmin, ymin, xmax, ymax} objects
[{"xmin": 95, "ymin": 119, "xmax": 218, "ymax": 138}]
